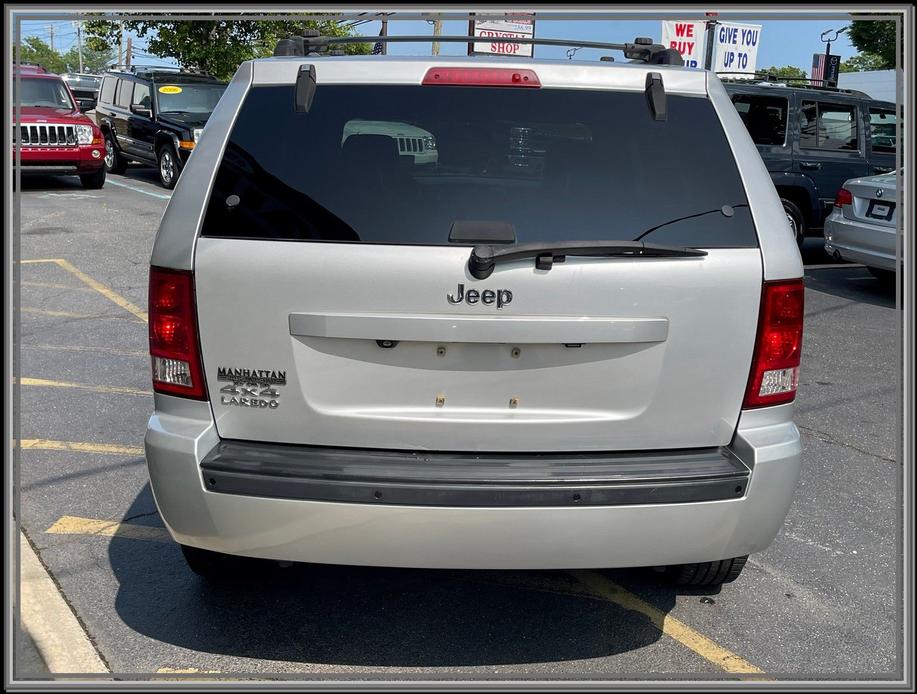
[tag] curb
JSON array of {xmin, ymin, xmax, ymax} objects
[{"xmin": 19, "ymin": 532, "xmax": 110, "ymax": 675}]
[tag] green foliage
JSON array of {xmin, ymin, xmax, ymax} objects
[
  {"xmin": 15, "ymin": 36, "xmax": 67, "ymax": 73},
  {"xmin": 14, "ymin": 35, "xmax": 114, "ymax": 75},
  {"xmin": 759, "ymin": 65, "xmax": 807, "ymax": 79},
  {"xmin": 839, "ymin": 52, "xmax": 887, "ymax": 73},
  {"xmin": 83, "ymin": 17, "xmax": 370, "ymax": 80},
  {"xmin": 846, "ymin": 17, "xmax": 898, "ymax": 69}
]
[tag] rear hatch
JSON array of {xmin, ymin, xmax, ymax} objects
[{"xmin": 192, "ymin": 65, "xmax": 763, "ymax": 452}]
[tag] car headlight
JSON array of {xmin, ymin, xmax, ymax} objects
[
  {"xmin": 422, "ymin": 136, "xmax": 437, "ymax": 151},
  {"xmin": 75, "ymin": 125, "xmax": 93, "ymax": 145},
  {"xmin": 193, "ymin": 128, "xmax": 203, "ymax": 142}
]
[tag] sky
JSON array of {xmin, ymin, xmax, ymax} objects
[{"xmin": 17, "ymin": 15, "xmax": 858, "ymax": 74}]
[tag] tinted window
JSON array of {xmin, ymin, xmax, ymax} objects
[
  {"xmin": 800, "ymin": 101, "xmax": 858, "ymax": 150},
  {"xmin": 99, "ymin": 76, "xmax": 116, "ymax": 104},
  {"xmin": 132, "ymin": 82, "xmax": 151, "ymax": 108},
  {"xmin": 731, "ymin": 94, "xmax": 788, "ymax": 145},
  {"xmin": 202, "ymin": 85, "xmax": 756, "ymax": 248},
  {"xmin": 115, "ymin": 79, "xmax": 132, "ymax": 108},
  {"xmin": 869, "ymin": 108, "xmax": 897, "ymax": 153}
]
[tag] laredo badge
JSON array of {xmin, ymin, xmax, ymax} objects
[{"xmin": 217, "ymin": 366, "xmax": 286, "ymax": 410}]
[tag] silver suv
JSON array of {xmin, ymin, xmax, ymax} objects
[{"xmin": 145, "ymin": 35, "xmax": 804, "ymax": 587}]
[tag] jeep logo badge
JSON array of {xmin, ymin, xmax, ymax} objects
[{"xmin": 447, "ymin": 283, "xmax": 512, "ymax": 309}]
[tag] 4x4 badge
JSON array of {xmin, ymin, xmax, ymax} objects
[{"xmin": 217, "ymin": 366, "xmax": 285, "ymax": 409}]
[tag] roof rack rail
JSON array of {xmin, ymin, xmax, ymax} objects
[{"xmin": 273, "ymin": 33, "xmax": 684, "ymax": 66}]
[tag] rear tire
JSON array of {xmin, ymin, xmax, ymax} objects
[
  {"xmin": 781, "ymin": 199, "xmax": 806, "ymax": 250},
  {"xmin": 79, "ymin": 167, "xmax": 106, "ymax": 189},
  {"xmin": 103, "ymin": 132, "xmax": 127, "ymax": 174},
  {"xmin": 667, "ymin": 556, "xmax": 748, "ymax": 587}
]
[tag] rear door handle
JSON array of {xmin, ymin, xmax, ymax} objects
[{"xmin": 800, "ymin": 161, "xmax": 822, "ymax": 170}]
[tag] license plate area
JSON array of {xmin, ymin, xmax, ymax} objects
[{"xmin": 866, "ymin": 199, "xmax": 895, "ymax": 221}]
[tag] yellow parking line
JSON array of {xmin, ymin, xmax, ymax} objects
[
  {"xmin": 21, "ymin": 281, "xmax": 94, "ymax": 291},
  {"xmin": 18, "ymin": 439, "xmax": 144, "ymax": 455},
  {"xmin": 570, "ymin": 570, "xmax": 766, "ymax": 676},
  {"xmin": 21, "ymin": 307, "xmax": 142, "ymax": 322},
  {"xmin": 18, "ymin": 258, "xmax": 148, "ymax": 323},
  {"xmin": 18, "ymin": 377, "xmax": 152, "ymax": 397},
  {"xmin": 46, "ymin": 516, "xmax": 170, "ymax": 542},
  {"xmin": 54, "ymin": 258, "xmax": 149, "ymax": 323},
  {"xmin": 23, "ymin": 343, "xmax": 148, "ymax": 358}
]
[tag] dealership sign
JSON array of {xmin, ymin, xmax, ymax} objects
[
  {"xmin": 472, "ymin": 15, "xmax": 535, "ymax": 57},
  {"xmin": 661, "ymin": 21, "xmax": 706, "ymax": 68},
  {"xmin": 712, "ymin": 22, "xmax": 762, "ymax": 78}
]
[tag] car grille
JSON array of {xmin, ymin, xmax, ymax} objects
[
  {"xmin": 16, "ymin": 124, "xmax": 78, "ymax": 147},
  {"xmin": 397, "ymin": 136, "xmax": 424, "ymax": 154}
]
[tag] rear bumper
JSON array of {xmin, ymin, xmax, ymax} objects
[
  {"xmin": 824, "ymin": 212, "xmax": 898, "ymax": 271},
  {"xmin": 145, "ymin": 397, "xmax": 801, "ymax": 569}
]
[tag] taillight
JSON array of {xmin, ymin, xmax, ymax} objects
[
  {"xmin": 149, "ymin": 266, "xmax": 207, "ymax": 400},
  {"xmin": 743, "ymin": 279, "xmax": 805, "ymax": 408},
  {"xmin": 834, "ymin": 188, "xmax": 853, "ymax": 206},
  {"xmin": 422, "ymin": 67, "xmax": 541, "ymax": 88}
]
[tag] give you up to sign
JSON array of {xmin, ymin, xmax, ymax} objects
[{"xmin": 713, "ymin": 22, "xmax": 762, "ymax": 77}]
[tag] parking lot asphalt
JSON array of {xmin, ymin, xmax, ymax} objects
[{"xmin": 14, "ymin": 167, "xmax": 902, "ymax": 681}]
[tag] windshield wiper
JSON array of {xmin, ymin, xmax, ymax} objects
[
  {"xmin": 631, "ymin": 204, "xmax": 748, "ymax": 242},
  {"xmin": 469, "ymin": 241, "xmax": 707, "ymax": 279}
]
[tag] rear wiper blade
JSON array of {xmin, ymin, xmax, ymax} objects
[{"xmin": 469, "ymin": 241, "xmax": 706, "ymax": 279}]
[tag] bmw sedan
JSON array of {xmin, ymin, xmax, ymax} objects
[{"xmin": 824, "ymin": 171, "xmax": 899, "ymax": 283}]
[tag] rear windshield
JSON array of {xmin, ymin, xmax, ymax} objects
[{"xmin": 201, "ymin": 84, "xmax": 757, "ymax": 247}]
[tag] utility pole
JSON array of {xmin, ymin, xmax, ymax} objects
[
  {"xmin": 125, "ymin": 36, "xmax": 132, "ymax": 70},
  {"xmin": 432, "ymin": 19, "xmax": 442, "ymax": 56},
  {"xmin": 76, "ymin": 21, "xmax": 84, "ymax": 73},
  {"xmin": 48, "ymin": 23, "xmax": 55, "ymax": 52},
  {"xmin": 380, "ymin": 16, "xmax": 388, "ymax": 56}
]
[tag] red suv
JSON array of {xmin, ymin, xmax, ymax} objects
[{"xmin": 13, "ymin": 64, "xmax": 106, "ymax": 188}]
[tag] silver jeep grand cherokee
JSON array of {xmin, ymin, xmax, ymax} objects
[{"xmin": 145, "ymin": 35, "xmax": 804, "ymax": 586}]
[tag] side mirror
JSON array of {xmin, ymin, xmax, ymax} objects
[
  {"xmin": 130, "ymin": 104, "xmax": 152, "ymax": 118},
  {"xmin": 77, "ymin": 98, "xmax": 97, "ymax": 113}
]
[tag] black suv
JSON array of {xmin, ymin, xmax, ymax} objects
[
  {"xmin": 95, "ymin": 68, "xmax": 227, "ymax": 188},
  {"xmin": 723, "ymin": 79, "xmax": 897, "ymax": 246}
]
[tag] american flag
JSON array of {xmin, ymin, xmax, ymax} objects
[
  {"xmin": 372, "ymin": 28, "xmax": 385, "ymax": 55},
  {"xmin": 811, "ymin": 53, "xmax": 826, "ymax": 82}
]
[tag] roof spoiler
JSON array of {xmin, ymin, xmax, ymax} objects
[{"xmin": 273, "ymin": 32, "xmax": 684, "ymax": 66}]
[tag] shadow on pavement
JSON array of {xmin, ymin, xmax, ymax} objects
[
  {"xmin": 805, "ymin": 267, "xmax": 896, "ymax": 310},
  {"xmin": 110, "ymin": 485, "xmax": 690, "ymax": 667}
]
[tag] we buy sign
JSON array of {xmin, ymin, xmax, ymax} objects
[{"xmin": 661, "ymin": 20, "xmax": 706, "ymax": 68}]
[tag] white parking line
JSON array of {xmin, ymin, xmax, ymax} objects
[
  {"xmin": 105, "ymin": 178, "xmax": 171, "ymax": 200},
  {"xmin": 804, "ymin": 263, "xmax": 865, "ymax": 270}
]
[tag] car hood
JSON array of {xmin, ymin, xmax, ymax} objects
[
  {"xmin": 14, "ymin": 105, "xmax": 90, "ymax": 124},
  {"xmin": 157, "ymin": 112, "xmax": 211, "ymax": 129}
]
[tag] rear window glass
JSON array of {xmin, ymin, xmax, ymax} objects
[
  {"xmin": 869, "ymin": 108, "xmax": 896, "ymax": 153},
  {"xmin": 115, "ymin": 79, "xmax": 132, "ymax": 108},
  {"xmin": 201, "ymin": 85, "xmax": 756, "ymax": 248},
  {"xmin": 99, "ymin": 76, "xmax": 116, "ymax": 104},
  {"xmin": 731, "ymin": 94, "xmax": 788, "ymax": 146},
  {"xmin": 800, "ymin": 101, "xmax": 859, "ymax": 151}
]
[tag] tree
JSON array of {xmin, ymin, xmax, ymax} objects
[
  {"xmin": 84, "ymin": 16, "xmax": 370, "ymax": 80},
  {"xmin": 15, "ymin": 36, "xmax": 67, "ymax": 73},
  {"xmin": 839, "ymin": 52, "xmax": 887, "ymax": 73},
  {"xmin": 759, "ymin": 65, "xmax": 808, "ymax": 80},
  {"xmin": 846, "ymin": 17, "xmax": 897, "ymax": 69}
]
